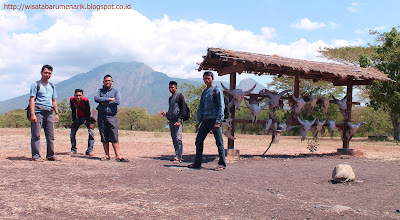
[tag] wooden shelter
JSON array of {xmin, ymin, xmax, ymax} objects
[{"xmin": 197, "ymin": 47, "xmax": 391, "ymax": 155}]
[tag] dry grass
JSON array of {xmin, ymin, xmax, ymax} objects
[{"xmin": 1, "ymin": 128, "xmax": 399, "ymax": 161}]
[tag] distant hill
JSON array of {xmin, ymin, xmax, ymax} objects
[{"xmin": 0, "ymin": 62, "xmax": 266, "ymax": 114}]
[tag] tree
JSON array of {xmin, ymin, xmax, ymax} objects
[
  {"xmin": 268, "ymin": 76, "xmax": 345, "ymax": 98},
  {"xmin": 118, "ymin": 107, "xmax": 150, "ymax": 131},
  {"xmin": 4, "ymin": 109, "xmax": 30, "ymax": 128},
  {"xmin": 57, "ymin": 98, "xmax": 72, "ymax": 128},
  {"xmin": 320, "ymin": 27, "xmax": 400, "ymax": 139},
  {"xmin": 180, "ymin": 83, "xmax": 207, "ymax": 126}
]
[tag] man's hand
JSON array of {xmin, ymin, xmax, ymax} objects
[
  {"xmin": 55, "ymin": 114, "xmax": 59, "ymax": 123},
  {"xmin": 30, "ymin": 114, "xmax": 37, "ymax": 123},
  {"xmin": 89, "ymin": 123, "xmax": 94, "ymax": 129},
  {"xmin": 195, "ymin": 123, "xmax": 200, "ymax": 132},
  {"xmin": 160, "ymin": 111, "xmax": 166, "ymax": 117},
  {"xmin": 214, "ymin": 122, "xmax": 221, "ymax": 130},
  {"xmin": 109, "ymin": 98, "xmax": 115, "ymax": 102},
  {"xmin": 174, "ymin": 122, "xmax": 181, "ymax": 127}
]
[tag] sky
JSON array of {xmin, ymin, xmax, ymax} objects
[{"xmin": 0, "ymin": 0, "xmax": 399, "ymax": 101}]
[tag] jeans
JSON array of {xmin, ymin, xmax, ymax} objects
[
  {"xmin": 70, "ymin": 118, "xmax": 95, "ymax": 153},
  {"xmin": 194, "ymin": 119, "xmax": 226, "ymax": 167},
  {"xmin": 169, "ymin": 119, "xmax": 183, "ymax": 160},
  {"xmin": 31, "ymin": 111, "xmax": 55, "ymax": 159}
]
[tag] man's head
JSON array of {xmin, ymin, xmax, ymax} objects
[
  {"xmin": 74, "ymin": 89, "xmax": 84, "ymax": 103},
  {"xmin": 41, "ymin": 64, "xmax": 53, "ymax": 81},
  {"xmin": 203, "ymin": 71, "xmax": 214, "ymax": 88},
  {"xmin": 103, "ymin": 75, "xmax": 113, "ymax": 89},
  {"xmin": 169, "ymin": 81, "xmax": 177, "ymax": 94}
]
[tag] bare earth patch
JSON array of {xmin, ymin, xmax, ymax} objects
[{"xmin": 0, "ymin": 128, "xmax": 399, "ymax": 219}]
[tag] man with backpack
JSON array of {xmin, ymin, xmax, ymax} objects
[
  {"xmin": 29, "ymin": 64, "xmax": 60, "ymax": 162},
  {"xmin": 69, "ymin": 89, "xmax": 95, "ymax": 156},
  {"xmin": 188, "ymin": 71, "xmax": 226, "ymax": 170},
  {"xmin": 160, "ymin": 81, "xmax": 188, "ymax": 163}
]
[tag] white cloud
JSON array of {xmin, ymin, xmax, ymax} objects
[
  {"xmin": 291, "ymin": 18, "xmax": 326, "ymax": 30},
  {"xmin": 260, "ymin": 26, "xmax": 277, "ymax": 40},
  {"xmin": 0, "ymin": 9, "xmax": 363, "ymax": 101},
  {"xmin": 347, "ymin": 2, "xmax": 360, "ymax": 13}
]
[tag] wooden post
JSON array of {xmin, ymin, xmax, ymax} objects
[
  {"xmin": 294, "ymin": 73, "xmax": 300, "ymax": 98},
  {"xmin": 226, "ymin": 72, "xmax": 240, "ymax": 159},
  {"xmin": 228, "ymin": 73, "xmax": 236, "ymax": 150},
  {"xmin": 338, "ymin": 79, "xmax": 354, "ymax": 155}
]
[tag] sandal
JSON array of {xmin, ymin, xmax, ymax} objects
[
  {"xmin": 101, "ymin": 156, "xmax": 110, "ymax": 161},
  {"xmin": 116, "ymin": 158, "xmax": 129, "ymax": 162},
  {"xmin": 214, "ymin": 165, "xmax": 226, "ymax": 171},
  {"xmin": 188, "ymin": 164, "xmax": 201, "ymax": 169}
]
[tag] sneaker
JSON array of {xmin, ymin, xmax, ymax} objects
[
  {"xmin": 173, "ymin": 158, "xmax": 182, "ymax": 164},
  {"xmin": 69, "ymin": 151, "xmax": 77, "ymax": 155},
  {"xmin": 31, "ymin": 158, "xmax": 43, "ymax": 162},
  {"xmin": 47, "ymin": 157, "xmax": 60, "ymax": 161},
  {"xmin": 85, "ymin": 152, "xmax": 94, "ymax": 156}
]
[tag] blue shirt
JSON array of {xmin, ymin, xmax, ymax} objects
[
  {"xmin": 94, "ymin": 86, "xmax": 121, "ymax": 117},
  {"xmin": 197, "ymin": 86, "xmax": 225, "ymax": 124},
  {"xmin": 30, "ymin": 81, "xmax": 57, "ymax": 112}
]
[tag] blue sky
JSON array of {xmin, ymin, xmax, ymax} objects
[{"xmin": 0, "ymin": 0, "xmax": 399, "ymax": 101}]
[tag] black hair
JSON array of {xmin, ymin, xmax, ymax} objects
[
  {"xmin": 104, "ymin": 75, "xmax": 113, "ymax": 80},
  {"xmin": 169, "ymin": 81, "xmax": 178, "ymax": 87},
  {"xmin": 203, "ymin": 71, "xmax": 214, "ymax": 79},
  {"xmin": 41, "ymin": 64, "xmax": 53, "ymax": 73},
  {"xmin": 74, "ymin": 89, "xmax": 84, "ymax": 95}
]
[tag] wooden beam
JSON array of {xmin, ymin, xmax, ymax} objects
[
  {"xmin": 217, "ymin": 62, "xmax": 245, "ymax": 76},
  {"xmin": 332, "ymin": 79, "xmax": 374, "ymax": 86}
]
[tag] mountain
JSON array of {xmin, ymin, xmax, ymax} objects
[{"xmin": 0, "ymin": 62, "xmax": 266, "ymax": 114}]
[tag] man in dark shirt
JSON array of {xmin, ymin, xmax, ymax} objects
[
  {"xmin": 70, "ymin": 89, "xmax": 95, "ymax": 156},
  {"xmin": 160, "ymin": 81, "xmax": 186, "ymax": 163},
  {"xmin": 94, "ymin": 75, "xmax": 128, "ymax": 162}
]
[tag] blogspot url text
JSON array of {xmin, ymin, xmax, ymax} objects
[{"xmin": 3, "ymin": 3, "xmax": 132, "ymax": 11}]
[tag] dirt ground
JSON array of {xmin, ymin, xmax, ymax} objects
[{"xmin": 0, "ymin": 127, "xmax": 399, "ymax": 219}]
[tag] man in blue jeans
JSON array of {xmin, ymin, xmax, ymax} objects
[
  {"xmin": 29, "ymin": 64, "xmax": 60, "ymax": 162},
  {"xmin": 70, "ymin": 89, "xmax": 95, "ymax": 156},
  {"xmin": 188, "ymin": 71, "xmax": 226, "ymax": 170}
]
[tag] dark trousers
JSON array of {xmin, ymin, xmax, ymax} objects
[
  {"xmin": 70, "ymin": 117, "xmax": 95, "ymax": 153},
  {"xmin": 194, "ymin": 119, "xmax": 226, "ymax": 167}
]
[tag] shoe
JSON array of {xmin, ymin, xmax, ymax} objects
[
  {"xmin": 85, "ymin": 152, "xmax": 94, "ymax": 156},
  {"xmin": 173, "ymin": 158, "xmax": 182, "ymax": 164},
  {"xmin": 69, "ymin": 151, "xmax": 77, "ymax": 155},
  {"xmin": 115, "ymin": 158, "xmax": 129, "ymax": 162},
  {"xmin": 31, "ymin": 158, "xmax": 43, "ymax": 162},
  {"xmin": 214, "ymin": 165, "xmax": 226, "ymax": 171},
  {"xmin": 47, "ymin": 157, "xmax": 60, "ymax": 161},
  {"xmin": 188, "ymin": 164, "xmax": 201, "ymax": 169}
]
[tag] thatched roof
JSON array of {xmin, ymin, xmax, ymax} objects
[{"xmin": 197, "ymin": 48, "xmax": 390, "ymax": 86}]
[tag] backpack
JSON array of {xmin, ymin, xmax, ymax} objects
[
  {"xmin": 25, "ymin": 81, "xmax": 54, "ymax": 120},
  {"xmin": 209, "ymin": 86, "xmax": 230, "ymax": 119},
  {"xmin": 178, "ymin": 93, "xmax": 190, "ymax": 121}
]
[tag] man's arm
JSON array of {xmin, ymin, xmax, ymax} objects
[
  {"xmin": 196, "ymin": 91, "xmax": 205, "ymax": 124},
  {"xmin": 215, "ymin": 88, "xmax": 224, "ymax": 124},
  {"xmin": 29, "ymin": 96, "xmax": 37, "ymax": 123},
  {"xmin": 84, "ymin": 100, "xmax": 91, "ymax": 122},
  {"xmin": 70, "ymin": 99, "xmax": 76, "ymax": 122},
  {"xmin": 94, "ymin": 89, "xmax": 111, "ymax": 103},
  {"xmin": 109, "ymin": 89, "xmax": 121, "ymax": 105},
  {"xmin": 53, "ymin": 98, "xmax": 59, "ymax": 123},
  {"xmin": 177, "ymin": 94, "xmax": 185, "ymax": 121}
]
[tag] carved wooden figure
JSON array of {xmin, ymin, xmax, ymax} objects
[
  {"xmin": 221, "ymin": 83, "xmax": 256, "ymax": 110},
  {"xmin": 297, "ymin": 116, "xmax": 316, "ymax": 141}
]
